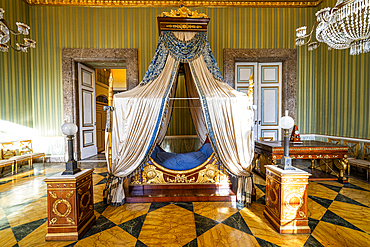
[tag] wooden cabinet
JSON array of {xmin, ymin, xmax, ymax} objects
[
  {"xmin": 263, "ymin": 165, "xmax": 311, "ymax": 234},
  {"xmin": 45, "ymin": 169, "xmax": 96, "ymax": 241}
]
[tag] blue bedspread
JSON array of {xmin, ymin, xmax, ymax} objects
[{"xmin": 150, "ymin": 143, "xmax": 213, "ymax": 171}]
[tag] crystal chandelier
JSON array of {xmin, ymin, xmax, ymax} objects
[
  {"xmin": 0, "ymin": 8, "xmax": 36, "ymax": 53},
  {"xmin": 295, "ymin": 0, "xmax": 370, "ymax": 55}
]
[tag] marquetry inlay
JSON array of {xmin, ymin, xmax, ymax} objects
[
  {"xmin": 45, "ymin": 169, "xmax": 96, "ymax": 241},
  {"xmin": 264, "ymin": 165, "xmax": 311, "ymax": 234}
]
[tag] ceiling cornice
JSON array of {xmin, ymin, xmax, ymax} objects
[{"xmin": 23, "ymin": 0, "xmax": 323, "ymax": 8}]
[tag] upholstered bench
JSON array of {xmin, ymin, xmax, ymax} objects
[
  {"xmin": 1, "ymin": 142, "xmax": 33, "ymax": 174},
  {"xmin": 348, "ymin": 159, "xmax": 370, "ymax": 181},
  {"xmin": 0, "ymin": 158, "xmax": 14, "ymax": 174},
  {"xmin": 347, "ymin": 143, "xmax": 370, "ymax": 181}
]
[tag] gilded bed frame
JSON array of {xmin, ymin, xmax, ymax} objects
[{"xmin": 105, "ymin": 6, "xmax": 254, "ymax": 185}]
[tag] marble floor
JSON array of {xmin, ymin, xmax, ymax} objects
[{"xmin": 1, "ymin": 163, "xmax": 370, "ymax": 247}]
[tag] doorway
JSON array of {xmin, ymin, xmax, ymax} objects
[
  {"xmin": 235, "ymin": 62, "xmax": 283, "ymax": 141},
  {"xmin": 223, "ymin": 48, "xmax": 297, "ymax": 141},
  {"xmin": 62, "ymin": 48, "xmax": 139, "ymax": 161}
]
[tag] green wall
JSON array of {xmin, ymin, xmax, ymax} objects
[
  {"xmin": 1, "ymin": 1, "xmax": 368, "ymax": 141},
  {"xmin": 0, "ymin": 0, "xmax": 32, "ymax": 128},
  {"xmin": 314, "ymin": 0, "xmax": 370, "ymax": 139}
]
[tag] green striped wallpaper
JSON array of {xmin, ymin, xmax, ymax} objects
[
  {"xmin": 25, "ymin": 6, "xmax": 316, "ymax": 136},
  {"xmin": 314, "ymin": 0, "xmax": 370, "ymax": 139},
  {"xmin": 0, "ymin": 0, "xmax": 32, "ymax": 128},
  {"xmin": 4, "ymin": 3, "xmax": 366, "ymax": 141},
  {"xmin": 166, "ymin": 74, "xmax": 197, "ymax": 136}
]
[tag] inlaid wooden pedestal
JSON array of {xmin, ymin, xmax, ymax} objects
[
  {"xmin": 44, "ymin": 169, "xmax": 96, "ymax": 241},
  {"xmin": 263, "ymin": 165, "xmax": 311, "ymax": 234}
]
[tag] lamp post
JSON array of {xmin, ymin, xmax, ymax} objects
[
  {"xmin": 61, "ymin": 117, "xmax": 81, "ymax": 175},
  {"xmin": 278, "ymin": 110, "xmax": 295, "ymax": 170},
  {"xmin": 45, "ymin": 117, "xmax": 95, "ymax": 241}
]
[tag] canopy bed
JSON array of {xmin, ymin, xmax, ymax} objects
[{"xmin": 103, "ymin": 6, "xmax": 255, "ymax": 207}]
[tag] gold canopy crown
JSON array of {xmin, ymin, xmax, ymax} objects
[{"xmin": 158, "ymin": 6, "xmax": 209, "ymax": 18}]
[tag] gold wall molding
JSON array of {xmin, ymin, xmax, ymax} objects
[{"xmin": 24, "ymin": 0, "xmax": 323, "ymax": 8}]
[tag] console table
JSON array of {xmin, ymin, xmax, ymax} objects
[{"xmin": 254, "ymin": 140, "xmax": 349, "ymax": 183}]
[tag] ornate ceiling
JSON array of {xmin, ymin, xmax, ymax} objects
[{"xmin": 24, "ymin": 0, "xmax": 323, "ymax": 8}]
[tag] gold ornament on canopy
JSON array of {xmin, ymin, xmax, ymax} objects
[
  {"xmin": 158, "ymin": 6, "xmax": 209, "ymax": 18},
  {"xmin": 295, "ymin": 0, "xmax": 370, "ymax": 55},
  {"xmin": 0, "ymin": 7, "xmax": 36, "ymax": 52}
]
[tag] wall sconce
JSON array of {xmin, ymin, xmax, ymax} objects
[
  {"xmin": 278, "ymin": 110, "xmax": 295, "ymax": 170},
  {"xmin": 61, "ymin": 116, "xmax": 81, "ymax": 175}
]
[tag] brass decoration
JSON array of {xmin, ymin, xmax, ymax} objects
[
  {"xmin": 66, "ymin": 191, "xmax": 74, "ymax": 198},
  {"xmin": 196, "ymin": 163, "xmax": 219, "ymax": 183},
  {"xmin": 334, "ymin": 158, "xmax": 348, "ymax": 179},
  {"xmin": 131, "ymin": 174, "xmax": 141, "ymax": 185},
  {"xmin": 159, "ymin": 6, "xmax": 208, "ymax": 18},
  {"xmin": 143, "ymin": 165, "xmax": 166, "ymax": 184},
  {"xmin": 78, "ymin": 188, "xmax": 83, "ymax": 195},
  {"xmin": 50, "ymin": 217, "xmax": 57, "ymax": 225},
  {"xmin": 248, "ymin": 73, "xmax": 254, "ymax": 105},
  {"xmin": 89, "ymin": 205, "xmax": 93, "ymax": 210},
  {"xmin": 167, "ymin": 174, "xmax": 196, "ymax": 183},
  {"xmin": 24, "ymin": 0, "xmax": 324, "ymax": 8},
  {"xmin": 134, "ymin": 155, "xmax": 228, "ymax": 185},
  {"xmin": 52, "ymin": 199, "xmax": 72, "ymax": 218},
  {"xmin": 299, "ymin": 211, "xmax": 306, "ymax": 218},
  {"xmin": 49, "ymin": 191, "xmax": 57, "ymax": 199},
  {"xmin": 79, "ymin": 191, "xmax": 91, "ymax": 210},
  {"xmin": 284, "ymin": 193, "xmax": 304, "ymax": 216},
  {"xmin": 66, "ymin": 217, "xmax": 75, "ymax": 225},
  {"xmin": 165, "ymin": 24, "xmax": 202, "ymax": 29}
]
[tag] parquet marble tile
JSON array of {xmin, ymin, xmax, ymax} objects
[
  {"xmin": 0, "ymin": 228, "xmax": 17, "ymax": 247},
  {"xmin": 197, "ymin": 223, "xmax": 259, "ymax": 247},
  {"xmin": 0, "ymin": 162, "xmax": 370, "ymax": 247},
  {"xmin": 193, "ymin": 201, "xmax": 239, "ymax": 222}
]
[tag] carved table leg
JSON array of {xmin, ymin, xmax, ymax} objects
[
  {"xmin": 334, "ymin": 158, "xmax": 349, "ymax": 183},
  {"xmin": 309, "ymin": 159, "xmax": 316, "ymax": 169}
]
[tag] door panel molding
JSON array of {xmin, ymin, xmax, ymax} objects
[
  {"xmin": 261, "ymin": 87, "xmax": 279, "ymax": 126},
  {"xmin": 79, "ymin": 63, "xmax": 97, "ymax": 159}
]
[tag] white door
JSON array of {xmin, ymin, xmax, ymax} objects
[
  {"xmin": 257, "ymin": 62, "xmax": 282, "ymax": 141},
  {"xmin": 235, "ymin": 62, "xmax": 282, "ymax": 141},
  {"xmin": 78, "ymin": 63, "xmax": 97, "ymax": 159},
  {"xmin": 235, "ymin": 62, "xmax": 258, "ymax": 140}
]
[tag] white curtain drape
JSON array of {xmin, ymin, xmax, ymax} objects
[
  {"xmin": 188, "ymin": 56, "xmax": 255, "ymax": 205},
  {"xmin": 184, "ymin": 64, "xmax": 208, "ymax": 143},
  {"xmin": 105, "ymin": 55, "xmax": 179, "ymax": 205}
]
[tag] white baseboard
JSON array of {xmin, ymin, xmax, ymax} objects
[{"xmin": 301, "ymin": 134, "xmax": 370, "ymax": 143}]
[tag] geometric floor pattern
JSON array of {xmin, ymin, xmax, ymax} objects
[{"xmin": 1, "ymin": 163, "xmax": 370, "ymax": 247}]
